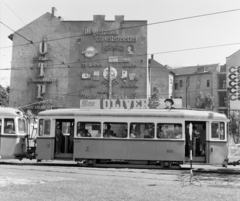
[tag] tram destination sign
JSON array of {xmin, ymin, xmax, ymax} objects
[{"xmin": 80, "ymin": 99, "xmax": 182, "ymax": 109}]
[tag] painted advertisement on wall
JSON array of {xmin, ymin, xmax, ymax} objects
[
  {"xmin": 227, "ymin": 66, "xmax": 240, "ymax": 110},
  {"xmin": 80, "ymin": 99, "xmax": 182, "ymax": 109}
]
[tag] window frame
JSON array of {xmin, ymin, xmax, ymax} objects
[
  {"xmin": 3, "ymin": 118, "xmax": 16, "ymax": 135},
  {"xmin": 210, "ymin": 121, "xmax": 226, "ymax": 141},
  {"xmin": 38, "ymin": 119, "xmax": 51, "ymax": 136},
  {"xmin": 76, "ymin": 121, "xmax": 102, "ymax": 138}
]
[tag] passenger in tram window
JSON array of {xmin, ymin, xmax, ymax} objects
[
  {"xmin": 55, "ymin": 125, "xmax": 63, "ymax": 153},
  {"xmin": 104, "ymin": 124, "xmax": 112, "ymax": 138},
  {"xmin": 157, "ymin": 125, "xmax": 166, "ymax": 138},
  {"xmin": 173, "ymin": 124, "xmax": 182, "ymax": 139},
  {"xmin": 149, "ymin": 124, "xmax": 155, "ymax": 138},
  {"xmin": 4, "ymin": 125, "xmax": 15, "ymax": 134},
  {"xmin": 200, "ymin": 124, "xmax": 206, "ymax": 155},
  {"xmin": 143, "ymin": 124, "xmax": 149, "ymax": 138},
  {"xmin": 95, "ymin": 129, "xmax": 101, "ymax": 137},
  {"xmin": 219, "ymin": 123, "xmax": 225, "ymax": 140},
  {"xmin": 130, "ymin": 125, "xmax": 137, "ymax": 138},
  {"xmin": 122, "ymin": 129, "xmax": 128, "ymax": 138},
  {"xmin": 82, "ymin": 129, "xmax": 92, "ymax": 137}
]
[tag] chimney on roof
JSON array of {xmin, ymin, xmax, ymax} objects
[{"xmin": 52, "ymin": 7, "xmax": 57, "ymax": 17}]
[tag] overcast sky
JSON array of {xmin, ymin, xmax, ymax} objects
[{"xmin": 0, "ymin": 0, "xmax": 240, "ymax": 87}]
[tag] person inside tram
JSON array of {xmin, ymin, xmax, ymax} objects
[
  {"xmin": 200, "ymin": 124, "xmax": 206, "ymax": 155},
  {"xmin": 4, "ymin": 125, "xmax": 15, "ymax": 134},
  {"xmin": 81, "ymin": 129, "xmax": 92, "ymax": 137},
  {"xmin": 130, "ymin": 125, "xmax": 137, "ymax": 138},
  {"xmin": 55, "ymin": 124, "xmax": 63, "ymax": 154},
  {"xmin": 104, "ymin": 124, "xmax": 112, "ymax": 138},
  {"xmin": 69, "ymin": 124, "xmax": 74, "ymax": 151},
  {"xmin": 173, "ymin": 124, "xmax": 182, "ymax": 139},
  {"xmin": 157, "ymin": 125, "xmax": 166, "ymax": 138}
]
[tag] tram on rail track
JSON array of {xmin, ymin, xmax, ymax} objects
[
  {"xmin": 33, "ymin": 108, "xmax": 228, "ymax": 168},
  {"xmin": 0, "ymin": 107, "xmax": 36, "ymax": 159}
]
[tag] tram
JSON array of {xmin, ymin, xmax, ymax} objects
[
  {"xmin": 35, "ymin": 108, "xmax": 228, "ymax": 167},
  {"xmin": 0, "ymin": 107, "xmax": 29, "ymax": 159}
]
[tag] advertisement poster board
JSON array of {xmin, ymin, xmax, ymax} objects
[
  {"xmin": 227, "ymin": 66, "xmax": 240, "ymax": 110},
  {"xmin": 80, "ymin": 99, "xmax": 182, "ymax": 110}
]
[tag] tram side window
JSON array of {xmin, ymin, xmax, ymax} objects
[
  {"xmin": 18, "ymin": 118, "xmax": 27, "ymax": 134},
  {"xmin": 44, "ymin": 120, "xmax": 51, "ymax": 135},
  {"xmin": 130, "ymin": 123, "xmax": 155, "ymax": 139},
  {"xmin": 103, "ymin": 122, "xmax": 128, "ymax": 138},
  {"xmin": 77, "ymin": 122, "xmax": 101, "ymax": 138},
  {"xmin": 0, "ymin": 119, "xmax": 2, "ymax": 133},
  {"xmin": 211, "ymin": 122, "xmax": 225, "ymax": 140},
  {"xmin": 38, "ymin": 119, "xmax": 51, "ymax": 136},
  {"xmin": 157, "ymin": 123, "xmax": 182, "ymax": 139},
  {"xmin": 4, "ymin": 118, "xmax": 15, "ymax": 134}
]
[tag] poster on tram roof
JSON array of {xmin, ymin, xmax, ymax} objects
[{"xmin": 80, "ymin": 99, "xmax": 182, "ymax": 109}]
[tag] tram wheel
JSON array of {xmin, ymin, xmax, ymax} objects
[{"xmin": 86, "ymin": 159, "xmax": 96, "ymax": 166}]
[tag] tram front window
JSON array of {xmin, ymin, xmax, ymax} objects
[
  {"xmin": 18, "ymin": 118, "xmax": 27, "ymax": 134},
  {"xmin": 4, "ymin": 118, "xmax": 15, "ymax": 134}
]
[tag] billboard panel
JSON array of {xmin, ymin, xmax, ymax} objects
[
  {"xmin": 80, "ymin": 99, "xmax": 182, "ymax": 109},
  {"xmin": 227, "ymin": 66, "xmax": 240, "ymax": 110}
]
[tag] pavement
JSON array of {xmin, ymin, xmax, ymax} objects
[{"xmin": 1, "ymin": 158, "xmax": 240, "ymax": 174}]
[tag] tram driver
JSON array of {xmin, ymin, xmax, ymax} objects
[{"xmin": 4, "ymin": 125, "xmax": 15, "ymax": 134}]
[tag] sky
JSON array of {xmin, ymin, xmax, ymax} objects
[{"xmin": 0, "ymin": 0, "xmax": 240, "ymax": 87}]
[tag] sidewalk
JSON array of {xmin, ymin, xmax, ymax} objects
[{"xmin": 181, "ymin": 162, "xmax": 240, "ymax": 174}]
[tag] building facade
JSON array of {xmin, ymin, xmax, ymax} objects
[
  {"xmin": 172, "ymin": 64, "xmax": 227, "ymax": 114},
  {"xmin": 148, "ymin": 57, "xmax": 174, "ymax": 99},
  {"xmin": 8, "ymin": 10, "xmax": 148, "ymax": 113}
]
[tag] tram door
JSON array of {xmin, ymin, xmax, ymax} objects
[
  {"xmin": 185, "ymin": 121, "xmax": 206, "ymax": 163},
  {"xmin": 55, "ymin": 119, "xmax": 74, "ymax": 157}
]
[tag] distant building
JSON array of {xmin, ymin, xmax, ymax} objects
[
  {"xmin": 172, "ymin": 64, "xmax": 227, "ymax": 114},
  {"xmin": 8, "ymin": 9, "xmax": 148, "ymax": 113},
  {"xmin": 148, "ymin": 56, "xmax": 174, "ymax": 99}
]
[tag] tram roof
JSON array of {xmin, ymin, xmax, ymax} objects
[
  {"xmin": 37, "ymin": 108, "xmax": 228, "ymax": 121},
  {"xmin": 0, "ymin": 107, "xmax": 23, "ymax": 117}
]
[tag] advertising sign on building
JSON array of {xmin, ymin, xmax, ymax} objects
[
  {"xmin": 80, "ymin": 99, "xmax": 182, "ymax": 109},
  {"xmin": 227, "ymin": 66, "xmax": 240, "ymax": 110}
]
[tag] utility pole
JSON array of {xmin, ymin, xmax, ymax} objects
[{"xmin": 186, "ymin": 75, "xmax": 190, "ymax": 108}]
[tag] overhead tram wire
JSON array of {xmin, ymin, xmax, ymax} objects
[
  {"xmin": 0, "ymin": 21, "xmax": 34, "ymax": 45},
  {"xmin": 0, "ymin": 41, "xmax": 239, "ymax": 71},
  {"xmin": 0, "ymin": 8, "xmax": 240, "ymax": 50},
  {"xmin": 9, "ymin": 85, "xmax": 227, "ymax": 99}
]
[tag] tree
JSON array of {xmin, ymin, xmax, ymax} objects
[
  {"xmin": 196, "ymin": 91, "xmax": 214, "ymax": 110},
  {"xmin": 0, "ymin": 85, "xmax": 9, "ymax": 106}
]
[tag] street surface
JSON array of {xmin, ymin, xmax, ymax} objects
[{"xmin": 0, "ymin": 162, "xmax": 240, "ymax": 201}]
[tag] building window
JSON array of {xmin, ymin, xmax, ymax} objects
[
  {"xmin": 180, "ymin": 80, "xmax": 182, "ymax": 87},
  {"xmin": 207, "ymin": 80, "xmax": 210, "ymax": 87},
  {"xmin": 175, "ymin": 83, "xmax": 178, "ymax": 90}
]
